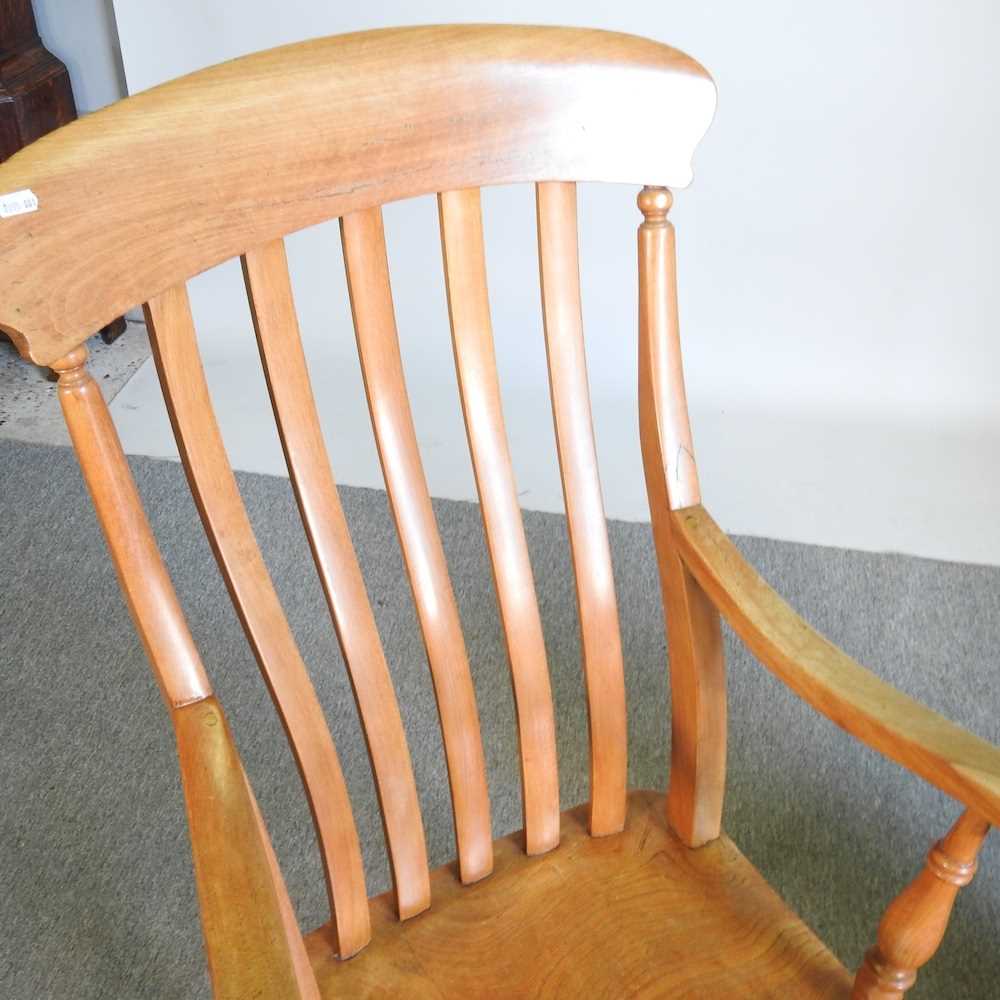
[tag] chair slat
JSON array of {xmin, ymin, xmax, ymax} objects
[
  {"xmin": 242, "ymin": 238, "xmax": 431, "ymax": 919},
  {"xmin": 341, "ymin": 206, "xmax": 493, "ymax": 884},
  {"xmin": 438, "ymin": 188, "xmax": 560, "ymax": 854},
  {"xmin": 144, "ymin": 285, "xmax": 371, "ymax": 958},
  {"xmin": 536, "ymin": 181, "xmax": 628, "ymax": 836}
]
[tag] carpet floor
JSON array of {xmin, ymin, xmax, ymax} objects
[{"xmin": 1, "ymin": 438, "xmax": 998, "ymax": 999}]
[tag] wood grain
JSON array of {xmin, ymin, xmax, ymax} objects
[
  {"xmin": 637, "ymin": 186, "xmax": 700, "ymax": 509},
  {"xmin": 672, "ymin": 504, "xmax": 1000, "ymax": 827},
  {"xmin": 853, "ymin": 809, "xmax": 992, "ymax": 998},
  {"xmin": 30, "ymin": 22, "xmax": 1000, "ymax": 998},
  {"xmin": 439, "ymin": 187, "xmax": 561, "ymax": 855},
  {"xmin": 636, "ymin": 186, "xmax": 726, "ymax": 846},
  {"xmin": 306, "ymin": 791, "xmax": 852, "ymax": 998},
  {"xmin": 52, "ymin": 347, "xmax": 212, "ymax": 708},
  {"xmin": 0, "ymin": 25, "xmax": 716, "ymax": 365},
  {"xmin": 145, "ymin": 285, "xmax": 371, "ymax": 958},
  {"xmin": 537, "ymin": 181, "xmax": 627, "ymax": 836},
  {"xmin": 174, "ymin": 696, "xmax": 320, "ymax": 999},
  {"xmin": 243, "ymin": 238, "xmax": 430, "ymax": 920},
  {"xmin": 341, "ymin": 206, "xmax": 494, "ymax": 884}
]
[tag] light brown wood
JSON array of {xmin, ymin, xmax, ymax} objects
[
  {"xmin": 243, "ymin": 238, "xmax": 431, "ymax": 920},
  {"xmin": 306, "ymin": 791, "xmax": 852, "ymax": 998},
  {"xmin": 637, "ymin": 186, "xmax": 727, "ymax": 846},
  {"xmin": 537, "ymin": 181, "xmax": 627, "ymax": 836},
  {"xmin": 671, "ymin": 503, "xmax": 1000, "ymax": 827},
  {"xmin": 0, "ymin": 26, "xmax": 716, "ymax": 365},
  {"xmin": 54, "ymin": 346, "xmax": 317, "ymax": 991},
  {"xmin": 439, "ymin": 187, "xmax": 561, "ymax": 855},
  {"xmin": 174, "ymin": 696, "xmax": 320, "ymax": 1000},
  {"xmin": 853, "ymin": 810, "xmax": 992, "ymax": 998},
  {"xmin": 52, "ymin": 347, "xmax": 212, "ymax": 708},
  {"xmin": 636, "ymin": 186, "xmax": 700, "ymax": 508},
  {"xmin": 341, "ymin": 206, "xmax": 494, "ymax": 884},
  {"xmin": 144, "ymin": 285, "xmax": 371, "ymax": 957},
  {"xmin": 17, "ymin": 23, "xmax": 1000, "ymax": 999}
]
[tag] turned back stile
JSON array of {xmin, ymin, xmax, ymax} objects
[
  {"xmin": 50, "ymin": 348, "xmax": 326, "ymax": 996},
  {"xmin": 0, "ymin": 25, "xmax": 722, "ymax": 988}
]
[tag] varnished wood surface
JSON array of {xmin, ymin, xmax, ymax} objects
[
  {"xmin": 52, "ymin": 348, "xmax": 212, "ymax": 708},
  {"xmin": 0, "ymin": 25, "xmax": 716, "ymax": 365},
  {"xmin": 342, "ymin": 206, "xmax": 494, "ymax": 885},
  {"xmin": 244, "ymin": 239, "xmax": 431, "ymax": 920},
  {"xmin": 174, "ymin": 696, "xmax": 319, "ymax": 1000},
  {"xmin": 636, "ymin": 187, "xmax": 726, "ymax": 846},
  {"xmin": 24, "ymin": 20, "xmax": 1000, "ymax": 998},
  {"xmin": 439, "ymin": 187, "xmax": 561, "ymax": 855},
  {"xmin": 537, "ymin": 181, "xmax": 628, "ymax": 836},
  {"xmin": 671, "ymin": 504, "xmax": 1000, "ymax": 827},
  {"xmin": 306, "ymin": 791, "xmax": 852, "ymax": 999},
  {"xmin": 636, "ymin": 186, "xmax": 700, "ymax": 509},
  {"xmin": 145, "ymin": 285, "xmax": 371, "ymax": 957},
  {"xmin": 853, "ymin": 809, "xmax": 992, "ymax": 998}
]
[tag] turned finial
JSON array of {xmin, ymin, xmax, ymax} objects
[
  {"xmin": 50, "ymin": 345, "xmax": 90, "ymax": 386},
  {"xmin": 638, "ymin": 185, "xmax": 673, "ymax": 223}
]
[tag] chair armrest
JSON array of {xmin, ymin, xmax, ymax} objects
[{"xmin": 670, "ymin": 504, "xmax": 1000, "ymax": 826}]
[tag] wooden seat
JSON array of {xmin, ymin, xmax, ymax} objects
[
  {"xmin": 0, "ymin": 23, "xmax": 996, "ymax": 1000},
  {"xmin": 306, "ymin": 792, "xmax": 852, "ymax": 998}
]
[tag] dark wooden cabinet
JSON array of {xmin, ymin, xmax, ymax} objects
[{"xmin": 0, "ymin": 0, "xmax": 77, "ymax": 161}]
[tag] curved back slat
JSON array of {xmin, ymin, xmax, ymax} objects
[
  {"xmin": 0, "ymin": 25, "xmax": 715, "ymax": 366},
  {"xmin": 439, "ymin": 188, "xmax": 561, "ymax": 855},
  {"xmin": 144, "ymin": 284, "xmax": 371, "ymax": 958},
  {"xmin": 536, "ymin": 181, "xmax": 628, "ymax": 836},
  {"xmin": 341, "ymin": 206, "xmax": 494, "ymax": 885},
  {"xmin": 243, "ymin": 239, "xmax": 431, "ymax": 920}
]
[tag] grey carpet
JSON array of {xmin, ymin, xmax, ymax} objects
[{"xmin": 1, "ymin": 437, "xmax": 998, "ymax": 999}]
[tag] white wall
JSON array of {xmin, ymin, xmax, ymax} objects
[
  {"xmin": 107, "ymin": 0, "xmax": 1000, "ymax": 564},
  {"xmin": 34, "ymin": 0, "xmax": 125, "ymax": 113}
]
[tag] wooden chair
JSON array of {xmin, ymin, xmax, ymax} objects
[{"xmin": 1, "ymin": 24, "xmax": 996, "ymax": 998}]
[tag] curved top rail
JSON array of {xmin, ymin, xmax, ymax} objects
[{"xmin": 0, "ymin": 24, "xmax": 715, "ymax": 364}]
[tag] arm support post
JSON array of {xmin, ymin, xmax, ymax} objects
[{"xmin": 852, "ymin": 810, "xmax": 992, "ymax": 998}]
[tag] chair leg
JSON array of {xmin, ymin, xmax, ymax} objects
[{"xmin": 852, "ymin": 809, "xmax": 991, "ymax": 998}]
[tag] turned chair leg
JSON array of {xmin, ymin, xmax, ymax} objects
[{"xmin": 852, "ymin": 809, "xmax": 991, "ymax": 998}]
